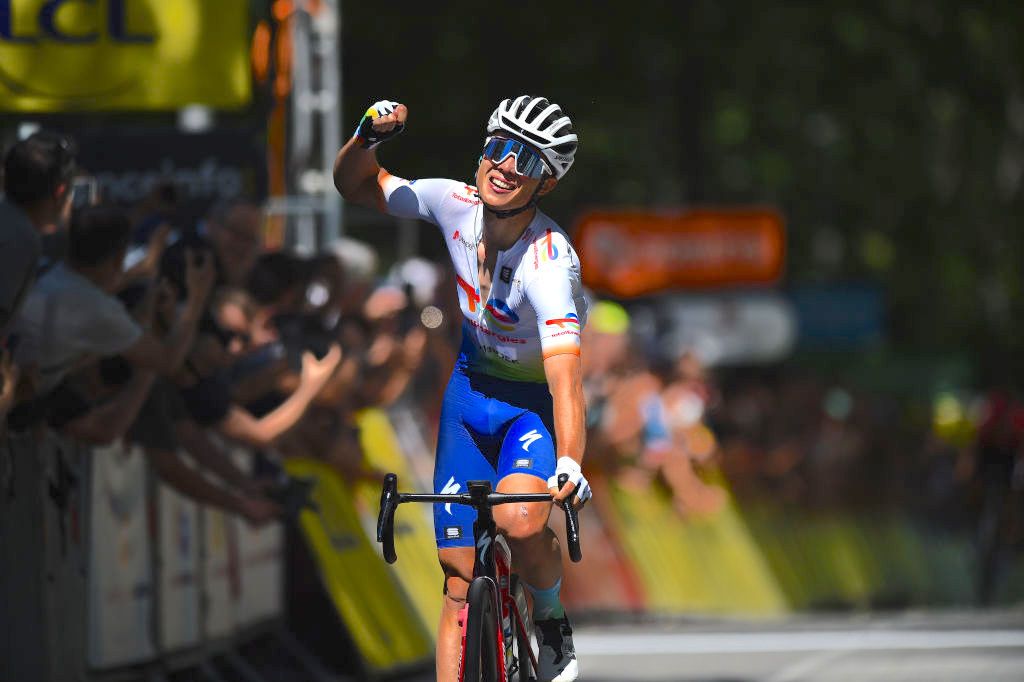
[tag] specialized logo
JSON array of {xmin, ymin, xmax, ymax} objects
[
  {"xmin": 441, "ymin": 476, "xmax": 460, "ymax": 514},
  {"xmin": 456, "ymin": 275, "xmax": 481, "ymax": 312},
  {"xmin": 545, "ymin": 312, "xmax": 580, "ymax": 331},
  {"xmin": 519, "ymin": 429, "xmax": 543, "ymax": 452},
  {"xmin": 477, "ymin": 533, "xmax": 493, "ymax": 566},
  {"xmin": 484, "ymin": 299, "xmax": 519, "ymax": 331}
]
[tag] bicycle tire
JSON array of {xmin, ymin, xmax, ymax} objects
[
  {"xmin": 508, "ymin": 576, "xmax": 535, "ymax": 682},
  {"xmin": 463, "ymin": 577, "xmax": 500, "ymax": 682}
]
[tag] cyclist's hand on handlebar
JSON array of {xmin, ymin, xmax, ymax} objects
[
  {"xmin": 353, "ymin": 99, "xmax": 407, "ymax": 149},
  {"xmin": 548, "ymin": 456, "xmax": 592, "ymax": 510}
]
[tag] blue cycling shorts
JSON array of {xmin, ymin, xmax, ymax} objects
[{"xmin": 433, "ymin": 367, "xmax": 556, "ymax": 549}]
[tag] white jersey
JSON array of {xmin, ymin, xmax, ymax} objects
[{"xmin": 381, "ymin": 175, "xmax": 588, "ymax": 383}]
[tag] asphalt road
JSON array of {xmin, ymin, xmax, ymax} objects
[{"xmin": 405, "ymin": 608, "xmax": 1024, "ymax": 681}]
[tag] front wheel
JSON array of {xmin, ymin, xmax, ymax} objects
[
  {"xmin": 508, "ymin": 575, "xmax": 536, "ymax": 682},
  {"xmin": 462, "ymin": 577, "xmax": 499, "ymax": 682}
]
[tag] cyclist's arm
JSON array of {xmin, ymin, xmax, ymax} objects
[
  {"xmin": 334, "ymin": 142, "xmax": 454, "ymax": 225},
  {"xmin": 544, "ymin": 353, "xmax": 586, "ymax": 465},
  {"xmin": 528, "ymin": 263, "xmax": 587, "ymax": 465},
  {"xmin": 333, "ymin": 137, "xmax": 388, "ymax": 212},
  {"xmin": 333, "ymin": 101, "xmax": 455, "ymax": 224}
]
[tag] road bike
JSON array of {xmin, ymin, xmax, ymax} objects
[{"xmin": 377, "ymin": 473, "xmax": 582, "ymax": 681}]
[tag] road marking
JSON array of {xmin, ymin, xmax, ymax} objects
[
  {"xmin": 767, "ymin": 650, "xmax": 847, "ymax": 682},
  {"xmin": 574, "ymin": 629, "xmax": 1024, "ymax": 656}
]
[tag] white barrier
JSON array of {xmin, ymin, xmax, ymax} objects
[
  {"xmin": 203, "ymin": 505, "xmax": 238, "ymax": 639},
  {"xmin": 156, "ymin": 476, "xmax": 202, "ymax": 652},
  {"xmin": 87, "ymin": 441, "xmax": 155, "ymax": 667},
  {"xmin": 231, "ymin": 447, "xmax": 284, "ymax": 628},
  {"xmin": 4, "ymin": 433, "xmax": 290, "ymax": 680}
]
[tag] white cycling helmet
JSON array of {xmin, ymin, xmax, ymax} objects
[{"xmin": 487, "ymin": 95, "xmax": 578, "ymax": 179}]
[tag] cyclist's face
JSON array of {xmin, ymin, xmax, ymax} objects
[{"xmin": 475, "ymin": 153, "xmax": 556, "ymax": 210}]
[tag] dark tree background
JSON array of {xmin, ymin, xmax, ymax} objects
[{"xmin": 340, "ymin": 1, "xmax": 1024, "ymax": 383}]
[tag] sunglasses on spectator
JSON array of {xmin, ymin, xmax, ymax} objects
[{"xmin": 481, "ymin": 136, "xmax": 550, "ymax": 180}]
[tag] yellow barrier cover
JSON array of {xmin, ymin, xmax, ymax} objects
[
  {"xmin": 285, "ymin": 458, "xmax": 433, "ymax": 673},
  {"xmin": 354, "ymin": 408, "xmax": 444, "ymax": 637},
  {"xmin": 605, "ymin": 475, "xmax": 787, "ymax": 615}
]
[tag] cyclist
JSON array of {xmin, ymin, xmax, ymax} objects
[{"xmin": 335, "ymin": 96, "xmax": 591, "ymax": 682}]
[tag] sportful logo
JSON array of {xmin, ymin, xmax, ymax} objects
[
  {"xmin": 545, "ymin": 312, "xmax": 580, "ymax": 331},
  {"xmin": 484, "ymin": 299, "xmax": 519, "ymax": 331},
  {"xmin": 441, "ymin": 476, "xmax": 460, "ymax": 514},
  {"xmin": 519, "ymin": 429, "xmax": 543, "ymax": 451},
  {"xmin": 456, "ymin": 275, "xmax": 481, "ymax": 312}
]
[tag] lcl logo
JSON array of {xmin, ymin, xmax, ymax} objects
[{"xmin": 0, "ymin": 0, "xmax": 155, "ymax": 45}]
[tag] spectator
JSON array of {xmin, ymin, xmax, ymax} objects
[
  {"xmin": 0, "ymin": 349, "xmax": 17, "ymax": 437},
  {"xmin": 170, "ymin": 329, "xmax": 342, "ymax": 450},
  {"xmin": 156, "ymin": 198, "xmax": 264, "ymax": 331},
  {"xmin": 0, "ymin": 131, "xmax": 75, "ymax": 336},
  {"xmin": 10, "ymin": 205, "xmax": 215, "ymax": 397},
  {"xmin": 127, "ymin": 377, "xmax": 281, "ymax": 527}
]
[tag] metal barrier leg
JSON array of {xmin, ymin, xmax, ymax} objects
[
  {"xmin": 198, "ymin": 660, "xmax": 231, "ymax": 682},
  {"xmin": 222, "ymin": 650, "xmax": 270, "ymax": 682},
  {"xmin": 275, "ymin": 628, "xmax": 349, "ymax": 682}
]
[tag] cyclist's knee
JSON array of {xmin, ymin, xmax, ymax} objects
[{"xmin": 495, "ymin": 474, "xmax": 552, "ymax": 543}]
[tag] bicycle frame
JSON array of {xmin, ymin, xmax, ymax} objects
[{"xmin": 376, "ymin": 473, "xmax": 582, "ymax": 681}]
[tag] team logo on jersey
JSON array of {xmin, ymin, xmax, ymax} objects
[
  {"xmin": 456, "ymin": 275, "xmax": 481, "ymax": 312},
  {"xmin": 452, "ymin": 229, "xmax": 476, "ymax": 249},
  {"xmin": 484, "ymin": 299, "xmax": 519, "ymax": 331},
  {"xmin": 500, "ymin": 266, "xmax": 512, "ymax": 283},
  {"xmin": 451, "ymin": 184, "xmax": 480, "ymax": 205},
  {"xmin": 545, "ymin": 312, "xmax": 580, "ymax": 331},
  {"xmin": 441, "ymin": 477, "xmax": 461, "ymax": 514},
  {"xmin": 519, "ymin": 429, "xmax": 543, "ymax": 452},
  {"xmin": 532, "ymin": 229, "xmax": 560, "ymax": 268}
]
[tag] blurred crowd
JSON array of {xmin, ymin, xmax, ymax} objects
[
  {"xmin": 581, "ymin": 297, "xmax": 1024, "ymax": 529},
  {"xmin": 0, "ymin": 131, "xmax": 461, "ymax": 527},
  {"xmin": 2, "ymin": 131, "xmax": 1021, "ymax": 604}
]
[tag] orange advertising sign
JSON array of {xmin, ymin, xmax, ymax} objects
[{"xmin": 574, "ymin": 209, "xmax": 785, "ymax": 297}]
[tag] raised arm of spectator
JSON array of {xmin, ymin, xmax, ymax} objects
[
  {"xmin": 122, "ymin": 251, "xmax": 215, "ymax": 374},
  {"xmin": 147, "ymin": 447, "xmax": 280, "ymax": 526},
  {"xmin": 0, "ymin": 349, "xmax": 19, "ymax": 437},
  {"xmin": 120, "ymin": 223, "xmax": 172, "ymax": 287},
  {"xmin": 175, "ymin": 418, "xmax": 268, "ymax": 497},
  {"xmin": 219, "ymin": 344, "xmax": 342, "ymax": 448},
  {"xmin": 61, "ymin": 370, "xmax": 157, "ymax": 445}
]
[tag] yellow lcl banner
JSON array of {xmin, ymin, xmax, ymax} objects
[{"xmin": 0, "ymin": 0, "xmax": 250, "ymax": 111}]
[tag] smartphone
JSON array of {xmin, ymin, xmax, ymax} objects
[{"xmin": 70, "ymin": 176, "xmax": 99, "ymax": 208}]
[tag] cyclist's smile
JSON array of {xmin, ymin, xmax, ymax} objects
[{"xmin": 477, "ymin": 155, "xmax": 538, "ymax": 207}]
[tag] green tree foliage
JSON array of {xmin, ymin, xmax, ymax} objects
[{"xmin": 341, "ymin": 1, "xmax": 1024, "ymax": 379}]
